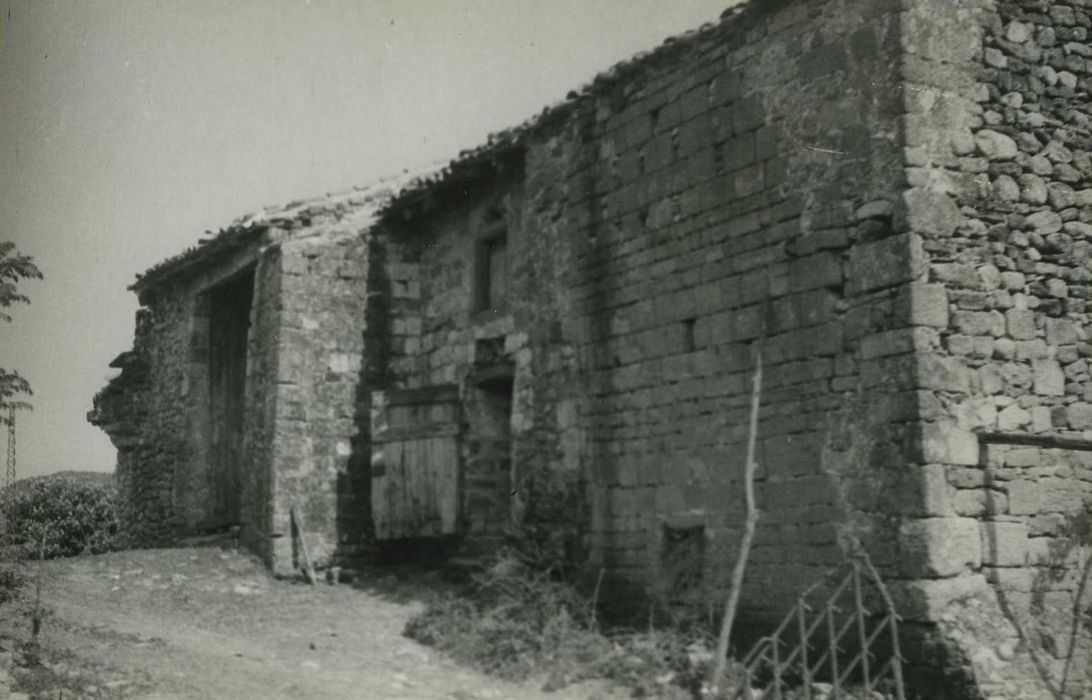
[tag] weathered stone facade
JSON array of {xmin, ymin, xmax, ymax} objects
[
  {"xmin": 895, "ymin": 0, "xmax": 1092, "ymax": 697},
  {"xmin": 89, "ymin": 181, "xmax": 409, "ymax": 571},
  {"xmin": 91, "ymin": 1, "xmax": 1091, "ymax": 697}
]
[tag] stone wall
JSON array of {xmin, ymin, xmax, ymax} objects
[
  {"xmin": 898, "ymin": 0, "xmax": 1092, "ymax": 696},
  {"xmin": 373, "ymin": 2, "xmax": 1092, "ymax": 694},
  {"xmin": 377, "ymin": 184, "xmax": 534, "ymax": 545},
  {"xmin": 90, "ymin": 1, "xmax": 1092, "ymax": 694},
  {"xmin": 378, "ymin": 0, "xmax": 920, "ymax": 623},
  {"xmin": 267, "ymin": 227, "xmax": 370, "ymax": 572}
]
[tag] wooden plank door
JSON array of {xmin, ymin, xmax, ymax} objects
[{"xmin": 371, "ymin": 386, "xmax": 461, "ymax": 539}]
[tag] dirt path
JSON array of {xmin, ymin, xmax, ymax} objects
[{"xmin": 0, "ymin": 548, "xmax": 626, "ymax": 700}]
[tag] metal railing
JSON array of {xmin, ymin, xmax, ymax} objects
[{"xmin": 731, "ymin": 555, "xmax": 906, "ymax": 700}]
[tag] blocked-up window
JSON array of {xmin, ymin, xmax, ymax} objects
[
  {"xmin": 477, "ymin": 232, "xmax": 508, "ymax": 313},
  {"xmin": 661, "ymin": 524, "xmax": 705, "ymax": 595}
]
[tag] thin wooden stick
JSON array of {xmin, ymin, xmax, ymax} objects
[
  {"xmin": 709, "ymin": 349, "xmax": 763, "ymax": 697},
  {"xmin": 589, "ymin": 567, "xmax": 605, "ymax": 632},
  {"xmin": 291, "ymin": 506, "xmax": 317, "ymax": 586}
]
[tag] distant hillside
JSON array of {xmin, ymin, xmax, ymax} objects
[{"xmin": 3, "ymin": 471, "xmax": 115, "ymax": 498}]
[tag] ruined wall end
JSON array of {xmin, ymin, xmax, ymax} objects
[{"xmin": 89, "ymin": 308, "xmax": 163, "ymax": 547}]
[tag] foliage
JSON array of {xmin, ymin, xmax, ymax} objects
[
  {"xmin": 1, "ymin": 472, "xmax": 119, "ymax": 559},
  {"xmin": 0, "ymin": 241, "xmax": 43, "ymax": 415},
  {"xmin": 509, "ymin": 465, "xmax": 589, "ymax": 582},
  {"xmin": 0, "ymin": 242, "xmax": 42, "ymax": 320},
  {"xmin": 405, "ymin": 546, "xmax": 715, "ymax": 698}
]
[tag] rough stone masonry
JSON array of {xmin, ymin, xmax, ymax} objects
[{"xmin": 89, "ymin": 1, "xmax": 1091, "ymax": 697}]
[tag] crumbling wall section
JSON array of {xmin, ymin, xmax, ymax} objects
[
  {"xmin": 898, "ymin": 0, "xmax": 1092, "ymax": 696},
  {"xmin": 89, "ymin": 309, "xmax": 159, "ymax": 546}
]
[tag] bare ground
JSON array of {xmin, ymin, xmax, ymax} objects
[{"xmin": 0, "ymin": 548, "xmax": 628, "ymax": 700}]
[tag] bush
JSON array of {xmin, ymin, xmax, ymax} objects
[
  {"xmin": 405, "ymin": 473, "xmax": 717, "ymax": 697},
  {"xmin": 1, "ymin": 472, "xmax": 118, "ymax": 559}
]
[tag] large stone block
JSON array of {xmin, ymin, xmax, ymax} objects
[
  {"xmin": 898, "ymin": 188, "xmax": 964, "ymax": 238},
  {"xmin": 1066, "ymin": 403, "xmax": 1092, "ymax": 430},
  {"xmin": 1019, "ymin": 173, "xmax": 1049, "ymax": 204},
  {"xmin": 899, "ymin": 517, "xmax": 983, "ymax": 578},
  {"xmin": 848, "ymin": 233, "xmax": 926, "ymax": 294},
  {"xmin": 917, "ymin": 353, "xmax": 973, "ymax": 392},
  {"xmin": 974, "ymin": 130, "xmax": 1018, "ymax": 160},
  {"xmin": 985, "ymin": 567, "xmax": 1036, "ymax": 595},
  {"xmin": 1032, "ymin": 359, "xmax": 1065, "ymax": 396},
  {"xmin": 891, "ymin": 574, "xmax": 990, "ymax": 623},
  {"xmin": 1045, "ymin": 318, "xmax": 1079, "ymax": 346},
  {"xmin": 789, "ymin": 253, "xmax": 844, "ymax": 292},
  {"xmin": 1026, "ymin": 211, "xmax": 1063, "ymax": 233},
  {"xmin": 917, "ymin": 422, "xmax": 980, "ymax": 466},
  {"xmin": 1005, "ymin": 20, "xmax": 1031, "ymax": 43},
  {"xmin": 896, "ymin": 282, "xmax": 949, "ymax": 328},
  {"xmin": 997, "ymin": 404, "xmax": 1030, "ymax": 431},
  {"xmin": 1006, "ymin": 480, "xmax": 1041, "ymax": 516},
  {"xmin": 952, "ymin": 488, "xmax": 1008, "ymax": 517},
  {"xmin": 952, "ymin": 310, "xmax": 1005, "ymax": 337},
  {"xmin": 918, "ymin": 463, "xmax": 953, "ymax": 516},
  {"xmin": 931, "ymin": 262, "xmax": 981, "ymax": 290},
  {"xmin": 799, "ymin": 41, "xmax": 847, "ymax": 81},
  {"xmin": 860, "ymin": 328, "xmax": 929, "ymax": 360},
  {"xmin": 980, "ymin": 521, "xmax": 1028, "ymax": 567}
]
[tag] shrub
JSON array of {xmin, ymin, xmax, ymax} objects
[
  {"xmin": 407, "ymin": 550, "xmax": 600, "ymax": 677},
  {"xmin": 1, "ymin": 472, "xmax": 118, "ymax": 559},
  {"xmin": 405, "ymin": 547, "xmax": 714, "ymax": 698}
]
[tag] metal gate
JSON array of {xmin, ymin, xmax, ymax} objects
[
  {"xmin": 370, "ymin": 385, "xmax": 461, "ymax": 539},
  {"xmin": 733, "ymin": 552, "xmax": 906, "ymax": 700}
]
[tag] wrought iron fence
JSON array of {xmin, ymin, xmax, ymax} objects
[{"xmin": 731, "ymin": 555, "xmax": 906, "ymax": 700}]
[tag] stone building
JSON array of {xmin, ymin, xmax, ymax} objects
[{"xmin": 90, "ymin": 0, "xmax": 1092, "ymax": 697}]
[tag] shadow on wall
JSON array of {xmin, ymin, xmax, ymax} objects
[
  {"xmin": 335, "ymin": 236, "xmax": 392, "ymax": 565},
  {"xmin": 981, "ymin": 442, "xmax": 1092, "ymax": 700}
]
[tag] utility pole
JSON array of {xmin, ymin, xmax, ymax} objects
[
  {"xmin": 6, "ymin": 406, "xmax": 15, "ymax": 489},
  {"xmin": 4, "ymin": 403, "xmax": 30, "ymax": 490}
]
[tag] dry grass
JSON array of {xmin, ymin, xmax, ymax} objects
[{"xmin": 405, "ymin": 547, "xmax": 716, "ymax": 698}]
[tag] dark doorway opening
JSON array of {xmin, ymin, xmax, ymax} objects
[
  {"xmin": 464, "ymin": 375, "xmax": 514, "ymax": 538},
  {"xmin": 206, "ymin": 268, "xmax": 254, "ymax": 528}
]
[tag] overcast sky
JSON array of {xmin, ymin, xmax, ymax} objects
[{"xmin": 0, "ymin": 0, "xmax": 728, "ymax": 480}]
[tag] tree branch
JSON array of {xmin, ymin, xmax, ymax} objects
[{"xmin": 709, "ymin": 348, "xmax": 763, "ymax": 697}]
